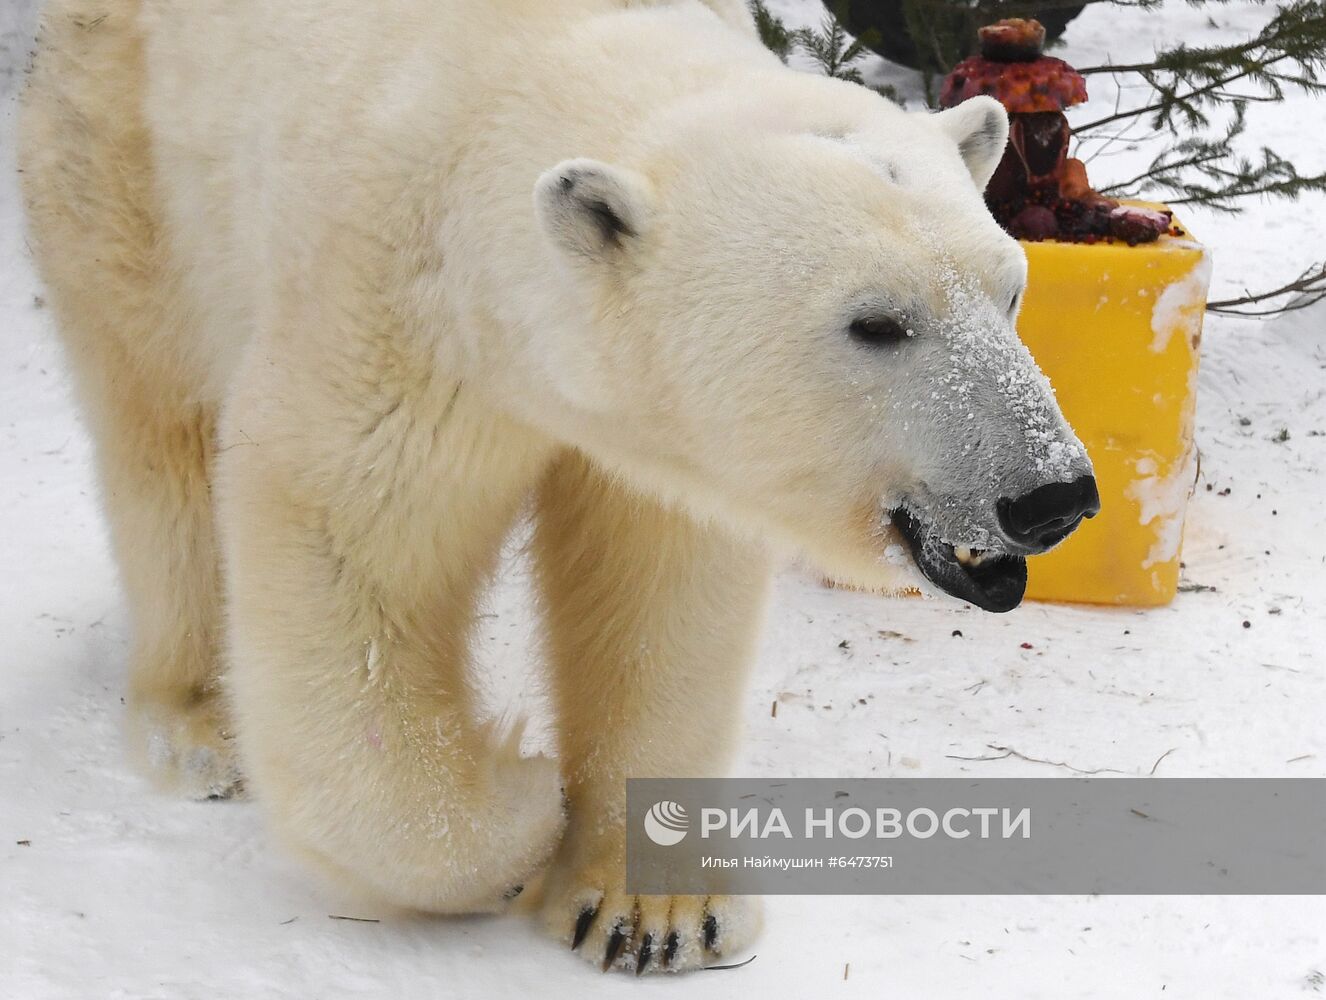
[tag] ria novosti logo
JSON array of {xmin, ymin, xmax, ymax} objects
[{"xmin": 644, "ymin": 800, "xmax": 689, "ymax": 846}]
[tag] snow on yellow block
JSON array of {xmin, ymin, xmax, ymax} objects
[{"xmin": 1017, "ymin": 208, "xmax": 1210, "ymax": 606}]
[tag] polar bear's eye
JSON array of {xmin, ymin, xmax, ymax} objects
[
  {"xmin": 849, "ymin": 316, "xmax": 908, "ymax": 347},
  {"xmin": 1008, "ymin": 292, "xmax": 1023, "ymax": 316}
]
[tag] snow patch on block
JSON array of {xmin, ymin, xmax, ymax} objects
[
  {"xmin": 1150, "ymin": 251, "xmax": 1212, "ymax": 353},
  {"xmin": 1126, "ymin": 449, "xmax": 1198, "ymax": 569}
]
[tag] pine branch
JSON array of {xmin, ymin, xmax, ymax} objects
[
  {"xmin": 1072, "ymin": 5, "xmax": 1326, "ymax": 213},
  {"xmin": 1071, "ymin": 53, "xmax": 1295, "ymax": 133},
  {"xmin": 751, "ymin": 3, "xmax": 901, "ymax": 103},
  {"xmin": 1071, "ymin": 0, "xmax": 1326, "ymax": 134},
  {"xmin": 1077, "ymin": 13, "xmax": 1304, "ymax": 76},
  {"xmin": 1045, "ymin": 0, "xmax": 1164, "ymax": 7},
  {"xmin": 748, "ymin": 0, "xmax": 793, "ymax": 63},
  {"xmin": 794, "ymin": 13, "xmax": 864, "ymax": 79},
  {"xmin": 1078, "ymin": 59, "xmax": 1184, "ymax": 76},
  {"xmin": 1095, "ymin": 105, "xmax": 1326, "ymax": 212},
  {"xmin": 1094, "ymin": 147, "xmax": 1227, "ymax": 195},
  {"xmin": 1090, "ymin": 107, "xmax": 1237, "ymax": 197},
  {"xmin": 1206, "ymin": 262, "xmax": 1326, "ymax": 317},
  {"xmin": 1166, "ymin": 166, "xmax": 1326, "ymax": 207}
]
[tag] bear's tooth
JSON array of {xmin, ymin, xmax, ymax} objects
[{"xmin": 955, "ymin": 546, "xmax": 990, "ymax": 569}]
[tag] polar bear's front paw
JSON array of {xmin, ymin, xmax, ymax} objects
[
  {"xmin": 128, "ymin": 694, "xmax": 245, "ymax": 801},
  {"xmin": 542, "ymin": 862, "xmax": 761, "ymax": 974}
]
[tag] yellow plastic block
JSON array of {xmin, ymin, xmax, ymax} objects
[{"xmin": 1016, "ymin": 209, "xmax": 1210, "ymax": 606}]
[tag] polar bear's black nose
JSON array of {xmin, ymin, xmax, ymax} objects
[{"xmin": 998, "ymin": 475, "xmax": 1100, "ymax": 551}]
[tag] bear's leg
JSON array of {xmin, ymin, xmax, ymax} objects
[
  {"xmin": 217, "ymin": 366, "xmax": 565, "ymax": 913},
  {"xmin": 533, "ymin": 452, "xmax": 772, "ymax": 973},
  {"xmin": 106, "ymin": 398, "xmax": 235, "ymax": 800},
  {"xmin": 90, "ymin": 386, "xmax": 238, "ymax": 800},
  {"xmin": 19, "ymin": 5, "xmax": 238, "ymax": 799}
]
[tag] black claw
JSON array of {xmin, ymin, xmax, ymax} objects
[
  {"xmin": 662, "ymin": 931, "xmax": 680, "ymax": 968},
  {"xmin": 602, "ymin": 922, "xmax": 629, "ymax": 971},
  {"xmin": 703, "ymin": 913, "xmax": 719, "ymax": 952},
  {"xmin": 571, "ymin": 906, "xmax": 598, "ymax": 951},
  {"xmin": 635, "ymin": 934, "xmax": 654, "ymax": 976}
]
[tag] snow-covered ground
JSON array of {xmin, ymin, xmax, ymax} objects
[{"xmin": 2, "ymin": 1, "xmax": 1323, "ymax": 997}]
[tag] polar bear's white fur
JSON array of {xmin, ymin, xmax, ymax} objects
[{"xmin": 20, "ymin": 0, "xmax": 1090, "ymax": 973}]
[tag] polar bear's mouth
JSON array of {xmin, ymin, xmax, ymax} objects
[{"xmin": 892, "ymin": 508, "xmax": 1027, "ymax": 613}]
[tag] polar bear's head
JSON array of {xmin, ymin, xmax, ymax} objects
[{"xmin": 531, "ymin": 87, "xmax": 1097, "ymax": 612}]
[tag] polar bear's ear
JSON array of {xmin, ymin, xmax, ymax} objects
[
  {"xmin": 935, "ymin": 96, "xmax": 1009, "ymax": 191},
  {"xmin": 534, "ymin": 158, "xmax": 653, "ymax": 261}
]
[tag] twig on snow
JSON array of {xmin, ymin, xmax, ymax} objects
[
  {"xmin": 946, "ymin": 744, "xmax": 1130, "ymax": 775},
  {"xmin": 1148, "ymin": 747, "xmax": 1178, "ymax": 776}
]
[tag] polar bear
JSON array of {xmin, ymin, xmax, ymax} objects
[{"xmin": 20, "ymin": 0, "xmax": 1097, "ymax": 974}]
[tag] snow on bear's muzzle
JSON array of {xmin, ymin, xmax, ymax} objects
[
  {"xmin": 891, "ymin": 474, "xmax": 1100, "ymax": 613},
  {"xmin": 878, "ymin": 255, "xmax": 1101, "ymax": 613}
]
